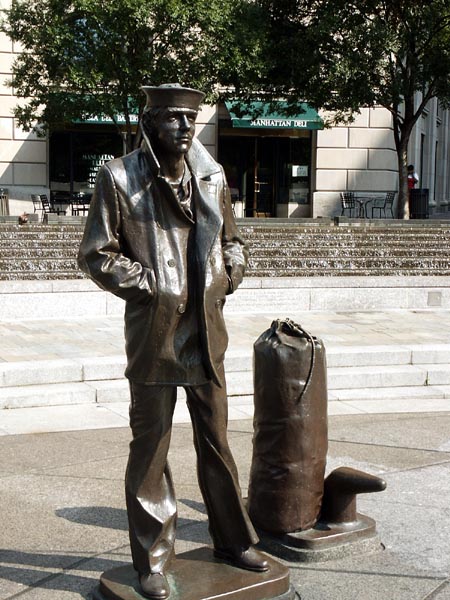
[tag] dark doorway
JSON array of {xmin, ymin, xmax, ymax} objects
[{"xmin": 218, "ymin": 133, "xmax": 311, "ymax": 218}]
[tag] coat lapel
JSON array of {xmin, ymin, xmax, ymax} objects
[
  {"xmin": 140, "ymin": 133, "xmax": 223, "ymax": 270},
  {"xmin": 193, "ymin": 177, "xmax": 223, "ymax": 274},
  {"xmin": 187, "ymin": 139, "xmax": 223, "ymax": 273}
]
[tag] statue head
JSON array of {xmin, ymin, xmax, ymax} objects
[{"xmin": 141, "ymin": 84, "xmax": 205, "ymax": 157}]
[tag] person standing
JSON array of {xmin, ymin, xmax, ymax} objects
[
  {"xmin": 77, "ymin": 84, "xmax": 268, "ymax": 600},
  {"xmin": 407, "ymin": 164, "xmax": 419, "ymax": 190}
]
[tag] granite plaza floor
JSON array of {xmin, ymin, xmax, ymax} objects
[
  {"xmin": 2, "ymin": 309, "xmax": 450, "ymax": 364},
  {"xmin": 0, "ymin": 308, "xmax": 450, "ymax": 599},
  {"xmin": 0, "ymin": 413, "xmax": 449, "ymax": 600}
]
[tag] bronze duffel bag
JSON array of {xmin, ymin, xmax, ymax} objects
[{"xmin": 248, "ymin": 318, "xmax": 328, "ymax": 533}]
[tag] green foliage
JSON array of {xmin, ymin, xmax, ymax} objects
[
  {"xmin": 260, "ymin": 0, "xmax": 450, "ymax": 117},
  {"xmin": 0, "ymin": 0, "xmax": 267, "ymax": 150},
  {"xmin": 3, "ymin": 0, "xmax": 448, "ymax": 216},
  {"xmin": 258, "ymin": 0, "xmax": 450, "ymax": 217}
]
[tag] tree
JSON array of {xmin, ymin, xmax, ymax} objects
[
  {"xmin": 1, "ymin": 0, "xmax": 265, "ymax": 153},
  {"xmin": 259, "ymin": 0, "xmax": 450, "ymax": 218}
]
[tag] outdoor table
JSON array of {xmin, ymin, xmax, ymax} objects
[
  {"xmin": 355, "ymin": 195, "xmax": 373, "ymax": 218},
  {"xmin": 52, "ymin": 200, "xmax": 69, "ymax": 215},
  {"xmin": 71, "ymin": 193, "xmax": 92, "ymax": 216}
]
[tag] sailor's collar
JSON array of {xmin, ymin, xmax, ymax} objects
[{"xmin": 141, "ymin": 129, "xmax": 221, "ymax": 180}]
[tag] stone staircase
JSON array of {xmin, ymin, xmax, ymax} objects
[
  {"xmin": 0, "ymin": 224, "xmax": 84, "ymax": 280},
  {"xmin": 241, "ymin": 220, "xmax": 450, "ymax": 276},
  {"xmin": 1, "ymin": 343, "xmax": 449, "ymax": 413},
  {"xmin": 1, "ymin": 218, "xmax": 450, "ymax": 279},
  {"xmin": 0, "ymin": 218, "xmax": 449, "ymax": 412}
]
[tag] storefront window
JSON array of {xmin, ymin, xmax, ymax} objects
[
  {"xmin": 219, "ymin": 131, "xmax": 312, "ymax": 217},
  {"xmin": 50, "ymin": 130, "xmax": 123, "ymax": 196}
]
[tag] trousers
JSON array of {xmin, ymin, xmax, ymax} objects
[{"xmin": 125, "ymin": 364, "xmax": 258, "ymax": 576}]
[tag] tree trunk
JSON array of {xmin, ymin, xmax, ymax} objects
[
  {"xmin": 120, "ymin": 111, "xmax": 135, "ymax": 155},
  {"xmin": 397, "ymin": 143, "xmax": 410, "ymax": 219},
  {"xmin": 133, "ymin": 124, "xmax": 143, "ymax": 150},
  {"xmin": 125, "ymin": 129, "xmax": 134, "ymax": 154}
]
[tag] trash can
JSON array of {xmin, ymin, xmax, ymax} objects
[
  {"xmin": 410, "ymin": 188, "xmax": 429, "ymax": 219},
  {"xmin": 0, "ymin": 188, "xmax": 9, "ymax": 216}
]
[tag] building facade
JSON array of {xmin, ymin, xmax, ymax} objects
[{"xmin": 0, "ymin": 17, "xmax": 449, "ymax": 218}]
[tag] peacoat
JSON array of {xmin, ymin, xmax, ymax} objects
[{"xmin": 77, "ymin": 134, "xmax": 248, "ymax": 386}]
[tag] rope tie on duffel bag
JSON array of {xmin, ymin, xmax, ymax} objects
[{"xmin": 273, "ymin": 318, "xmax": 316, "ymax": 406}]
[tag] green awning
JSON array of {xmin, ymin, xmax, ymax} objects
[
  {"xmin": 76, "ymin": 112, "xmax": 139, "ymax": 125},
  {"xmin": 72, "ymin": 95, "xmax": 140, "ymax": 125},
  {"xmin": 224, "ymin": 101, "xmax": 323, "ymax": 130}
]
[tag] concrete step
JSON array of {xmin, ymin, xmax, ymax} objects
[
  {"xmin": 244, "ymin": 235, "xmax": 450, "ymax": 245},
  {"xmin": 253, "ymin": 248, "xmax": 447, "ymax": 257},
  {"xmin": 0, "ymin": 242, "xmax": 81, "ymax": 252},
  {"xmin": 227, "ymin": 363, "xmax": 441, "ymax": 394},
  {"xmin": 0, "ymin": 258, "xmax": 79, "ymax": 272},
  {"xmin": 1, "ymin": 275, "xmax": 449, "ymax": 317},
  {"xmin": 328, "ymin": 364, "xmax": 427, "ymax": 389},
  {"xmin": 1, "ymin": 346, "xmax": 450, "ymax": 390},
  {"xmin": 1, "ymin": 222, "xmax": 449, "ymax": 280},
  {"xmin": 0, "ymin": 357, "xmax": 126, "ymax": 388},
  {"xmin": 0, "ymin": 381, "xmax": 96, "ymax": 409},
  {"xmin": 0, "ymin": 228, "xmax": 83, "ymax": 237},
  {"xmin": 2, "ymin": 348, "xmax": 450, "ymax": 409},
  {"xmin": 329, "ymin": 385, "xmax": 450, "ymax": 402},
  {"xmin": 3, "ymin": 242, "xmax": 447, "ymax": 255},
  {"xmin": 250, "ymin": 257, "xmax": 450, "ymax": 270},
  {"xmin": 0, "ymin": 271, "xmax": 83, "ymax": 281},
  {"xmin": 1, "ymin": 377, "xmax": 449, "ymax": 411},
  {"xmin": 243, "ymin": 228, "xmax": 450, "ymax": 236},
  {"xmin": 245, "ymin": 268, "xmax": 450, "ymax": 277},
  {"xmin": 0, "ymin": 249, "xmax": 80, "ymax": 259}
]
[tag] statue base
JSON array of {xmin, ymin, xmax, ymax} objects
[
  {"xmin": 92, "ymin": 546, "xmax": 297, "ymax": 600},
  {"xmin": 257, "ymin": 513, "xmax": 384, "ymax": 563}
]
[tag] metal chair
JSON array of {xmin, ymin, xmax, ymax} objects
[
  {"xmin": 40, "ymin": 194, "xmax": 66, "ymax": 218},
  {"xmin": 31, "ymin": 194, "xmax": 44, "ymax": 220},
  {"xmin": 372, "ymin": 191, "xmax": 396, "ymax": 218},
  {"xmin": 340, "ymin": 192, "xmax": 356, "ymax": 217}
]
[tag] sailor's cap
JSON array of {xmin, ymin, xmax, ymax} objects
[{"xmin": 142, "ymin": 83, "xmax": 205, "ymax": 111}]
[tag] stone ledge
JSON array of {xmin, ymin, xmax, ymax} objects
[
  {"xmin": 424, "ymin": 364, "xmax": 450, "ymax": 385},
  {"xmin": 329, "ymin": 385, "xmax": 447, "ymax": 402},
  {"xmin": 410, "ymin": 344, "xmax": 450, "ymax": 364},
  {"xmin": 77, "ymin": 356, "xmax": 127, "ymax": 382},
  {"xmin": 86, "ymin": 379, "xmax": 129, "ymax": 403},
  {"xmin": 255, "ymin": 276, "xmax": 450, "ymax": 289},
  {"xmin": 0, "ymin": 278, "xmax": 93, "ymax": 293},
  {"xmin": 0, "ymin": 214, "xmax": 40, "ymax": 223},
  {"xmin": 2, "ymin": 345, "xmax": 450, "ymax": 397},
  {"xmin": 328, "ymin": 364, "xmax": 428, "ymax": 390},
  {"xmin": 1, "ymin": 276, "xmax": 450, "ymax": 296},
  {"xmin": 0, "ymin": 359, "xmax": 82, "ymax": 388},
  {"xmin": 1, "ymin": 380, "xmax": 448, "ymax": 411},
  {"xmin": 0, "ymin": 382, "xmax": 96, "ymax": 409},
  {"xmin": 326, "ymin": 346, "xmax": 412, "ymax": 367}
]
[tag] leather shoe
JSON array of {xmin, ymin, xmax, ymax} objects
[
  {"xmin": 213, "ymin": 545, "xmax": 269, "ymax": 572},
  {"xmin": 139, "ymin": 572, "xmax": 170, "ymax": 599}
]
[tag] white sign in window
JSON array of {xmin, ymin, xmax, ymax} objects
[{"xmin": 292, "ymin": 165, "xmax": 308, "ymax": 177}]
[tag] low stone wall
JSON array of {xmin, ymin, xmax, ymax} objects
[{"xmin": 0, "ymin": 276, "xmax": 449, "ymax": 321}]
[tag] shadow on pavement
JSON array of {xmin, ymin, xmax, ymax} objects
[{"xmin": 55, "ymin": 505, "xmax": 208, "ymax": 537}]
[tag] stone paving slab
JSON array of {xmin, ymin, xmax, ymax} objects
[
  {"xmin": 0, "ymin": 413, "xmax": 449, "ymax": 599},
  {"xmin": 0, "ymin": 382, "xmax": 97, "ymax": 410},
  {"xmin": 1, "ymin": 309, "xmax": 450, "ymax": 365},
  {"xmin": 3, "ymin": 344, "xmax": 445, "ymax": 390},
  {"xmin": 2, "ymin": 393, "xmax": 450, "ymax": 437},
  {"xmin": 1, "ymin": 309, "xmax": 449, "ymax": 414}
]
